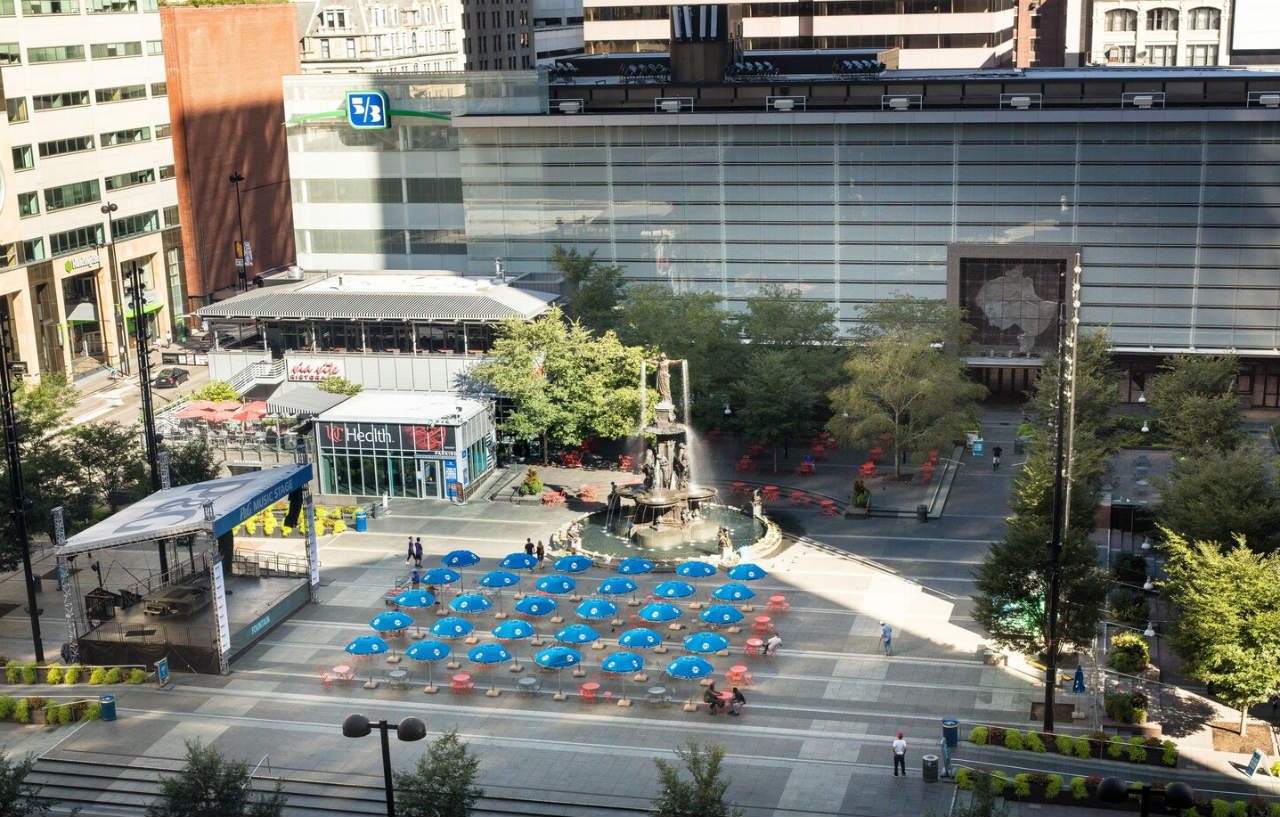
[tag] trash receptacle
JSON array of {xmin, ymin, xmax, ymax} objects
[
  {"xmin": 370, "ymin": 503, "xmax": 382, "ymax": 519},
  {"xmin": 354, "ymin": 510, "xmax": 368, "ymax": 532},
  {"xmin": 921, "ymin": 754, "xmax": 939, "ymax": 783},
  {"xmin": 99, "ymin": 694, "xmax": 117, "ymax": 722},
  {"xmin": 941, "ymin": 718, "xmax": 959, "ymax": 747},
  {"xmin": 29, "ymin": 576, "xmax": 41, "ymax": 595},
  {"xmin": 916, "ymin": 504, "xmax": 928, "ymax": 522}
]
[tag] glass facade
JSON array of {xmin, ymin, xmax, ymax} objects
[{"xmin": 315, "ymin": 418, "xmax": 495, "ymax": 499}]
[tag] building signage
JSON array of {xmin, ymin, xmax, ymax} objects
[
  {"xmin": 320, "ymin": 421, "xmax": 455, "ymax": 454},
  {"xmin": 346, "ymin": 90, "xmax": 390, "ymax": 129},
  {"xmin": 287, "ymin": 358, "xmax": 345, "ymax": 382},
  {"xmin": 155, "ymin": 657, "xmax": 170, "ymax": 688},
  {"xmin": 235, "ymin": 240, "xmax": 253, "ymax": 268},
  {"xmin": 211, "ymin": 561, "xmax": 231, "ymax": 656},
  {"xmin": 63, "ymin": 253, "xmax": 100, "ymax": 273}
]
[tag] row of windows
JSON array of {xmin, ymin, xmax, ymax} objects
[
  {"xmin": 21, "ymin": 39, "xmax": 156, "ymax": 64},
  {"xmin": 30, "ymin": 208, "xmax": 163, "ymax": 259},
  {"xmin": 11, "ymin": 127, "xmax": 167, "ymax": 176},
  {"xmin": 6, "ymin": 82, "xmax": 165, "ymax": 124},
  {"xmin": 738, "ymin": 0, "xmax": 1001, "ymax": 15},
  {"xmin": 0, "ymin": 0, "xmax": 156, "ymax": 15},
  {"xmin": 1105, "ymin": 7, "xmax": 1221, "ymax": 32},
  {"xmin": 301, "ymin": 229, "xmax": 467, "ymax": 255},
  {"xmin": 17, "ymin": 164, "xmax": 173, "ymax": 219},
  {"xmin": 292, "ymin": 177, "xmax": 464, "ymax": 204}
]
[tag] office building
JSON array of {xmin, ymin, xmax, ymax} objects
[
  {"xmin": 532, "ymin": 0, "xmax": 583, "ymax": 64},
  {"xmin": 297, "ymin": 0, "xmax": 466, "ymax": 73},
  {"xmin": 1013, "ymin": 0, "xmax": 1066, "ymax": 67},
  {"xmin": 1229, "ymin": 0, "xmax": 1280, "ymax": 66},
  {"xmin": 1089, "ymin": 0, "xmax": 1230, "ymax": 67},
  {"xmin": 1, "ymin": 0, "xmax": 183, "ymax": 380}
]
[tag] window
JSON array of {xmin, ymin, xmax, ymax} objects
[
  {"xmin": 155, "ymin": 123, "xmax": 170, "ymax": 138},
  {"xmin": 151, "ymin": 81, "xmax": 166, "ymax": 96},
  {"xmin": 158, "ymin": 163, "xmax": 175, "ymax": 180},
  {"xmin": 163, "ymin": 205, "xmax": 179, "ymax": 228},
  {"xmin": 307, "ymin": 229, "xmax": 405, "ymax": 254},
  {"xmin": 303, "ymin": 178, "xmax": 403, "ymax": 203},
  {"xmin": 90, "ymin": 0, "xmax": 138, "ymax": 11},
  {"xmin": 111, "ymin": 210, "xmax": 158, "ymax": 239},
  {"xmin": 0, "ymin": 42, "xmax": 19, "ymax": 64},
  {"xmin": 345, "ymin": 37, "xmax": 355, "ymax": 57},
  {"xmin": 408, "ymin": 229, "xmax": 466, "ymax": 255},
  {"xmin": 95, "ymin": 84, "xmax": 146, "ymax": 103},
  {"xmin": 11, "ymin": 145, "xmax": 33, "ymax": 170},
  {"xmin": 320, "ymin": 7, "xmax": 346, "ymax": 27},
  {"xmin": 1146, "ymin": 8, "xmax": 1178, "ymax": 30},
  {"xmin": 1114, "ymin": 44, "xmax": 1136, "ymax": 62},
  {"xmin": 22, "ymin": 239, "xmax": 45, "ymax": 263},
  {"xmin": 38, "ymin": 134, "xmax": 94, "ymax": 157},
  {"xmin": 104, "ymin": 167, "xmax": 154, "ymax": 190},
  {"xmin": 1187, "ymin": 6, "xmax": 1220, "ymax": 29},
  {"xmin": 100, "ymin": 126, "xmax": 150, "ymax": 146},
  {"xmin": 17, "ymin": 192, "xmax": 39, "ymax": 218},
  {"xmin": 1187, "ymin": 43, "xmax": 1219, "ymax": 65},
  {"xmin": 27, "ymin": 44, "xmax": 85, "ymax": 62},
  {"xmin": 33, "ymin": 90, "xmax": 90, "ymax": 110},
  {"xmin": 5, "ymin": 98, "xmax": 28, "ymax": 123},
  {"xmin": 21, "ymin": 0, "xmax": 79, "ymax": 14},
  {"xmin": 49, "ymin": 224, "xmax": 104, "ymax": 256},
  {"xmin": 91, "ymin": 41, "xmax": 142, "ymax": 58},
  {"xmin": 319, "ymin": 38, "xmax": 330, "ymax": 58},
  {"xmin": 0, "ymin": 0, "xmax": 12, "ymax": 14},
  {"xmin": 146, "ymin": 39, "xmax": 162, "ymax": 55},
  {"xmin": 44, "ymin": 179, "xmax": 100, "ymax": 211},
  {"xmin": 1147, "ymin": 43, "xmax": 1177, "ymax": 65}
]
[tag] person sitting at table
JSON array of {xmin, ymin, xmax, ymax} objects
[
  {"xmin": 411, "ymin": 570, "xmax": 420, "ymax": 590},
  {"xmin": 766, "ymin": 633, "xmax": 782, "ymax": 656},
  {"xmin": 703, "ymin": 682, "xmax": 724, "ymax": 715},
  {"xmin": 728, "ymin": 687, "xmax": 746, "ymax": 716}
]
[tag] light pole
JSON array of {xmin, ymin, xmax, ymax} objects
[
  {"xmin": 229, "ymin": 172, "xmax": 247, "ymax": 292},
  {"xmin": 100, "ymin": 202, "xmax": 129, "ymax": 376},
  {"xmin": 1098, "ymin": 777, "xmax": 1194, "ymax": 817},
  {"xmin": 341, "ymin": 713, "xmax": 426, "ymax": 817}
]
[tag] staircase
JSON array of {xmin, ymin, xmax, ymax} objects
[{"xmin": 227, "ymin": 359, "xmax": 286, "ymax": 396}]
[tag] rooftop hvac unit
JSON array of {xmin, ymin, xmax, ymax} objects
[
  {"xmin": 1008, "ymin": 95, "xmax": 1032, "ymax": 110},
  {"xmin": 659, "ymin": 99, "xmax": 681, "ymax": 112},
  {"xmin": 558, "ymin": 100, "xmax": 582, "ymax": 114},
  {"xmin": 1259, "ymin": 93, "xmax": 1280, "ymax": 108},
  {"xmin": 772, "ymin": 98, "xmax": 795, "ymax": 111},
  {"xmin": 888, "ymin": 97, "xmax": 911, "ymax": 110},
  {"xmin": 1132, "ymin": 94, "xmax": 1154, "ymax": 109}
]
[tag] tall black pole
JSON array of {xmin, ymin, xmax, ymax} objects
[
  {"xmin": 0, "ymin": 311, "xmax": 44, "ymax": 662},
  {"xmin": 127, "ymin": 264, "xmax": 167, "ymax": 579},
  {"xmin": 101, "ymin": 203, "xmax": 129, "ymax": 376},
  {"xmin": 1043, "ymin": 265, "xmax": 1070, "ymax": 733},
  {"xmin": 377, "ymin": 720, "xmax": 395, "ymax": 817},
  {"xmin": 230, "ymin": 172, "xmax": 247, "ymax": 293}
]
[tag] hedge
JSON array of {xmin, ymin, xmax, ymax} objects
[{"xmin": 965, "ymin": 725, "xmax": 1177, "ymax": 767}]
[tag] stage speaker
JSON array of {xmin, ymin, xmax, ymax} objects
[{"xmin": 282, "ymin": 488, "xmax": 303, "ymax": 528}]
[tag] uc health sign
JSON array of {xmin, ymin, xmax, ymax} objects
[{"xmin": 346, "ymin": 90, "xmax": 390, "ymax": 130}]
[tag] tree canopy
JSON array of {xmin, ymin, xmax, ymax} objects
[
  {"xmin": 317, "ymin": 376, "xmax": 363, "ymax": 396},
  {"xmin": 651, "ymin": 742, "xmax": 742, "ymax": 817},
  {"xmin": 0, "ymin": 752, "xmax": 52, "ymax": 817},
  {"xmin": 189, "ymin": 380, "xmax": 241, "ymax": 402},
  {"xmin": 146, "ymin": 741, "xmax": 286, "ymax": 817},
  {"xmin": 1147, "ymin": 354, "xmax": 1242, "ymax": 454},
  {"xmin": 1158, "ymin": 445, "xmax": 1280, "ymax": 552},
  {"xmin": 550, "ymin": 245, "xmax": 625, "ymax": 333},
  {"xmin": 393, "ymin": 729, "xmax": 483, "ymax": 817}
]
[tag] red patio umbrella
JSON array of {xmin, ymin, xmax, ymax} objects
[{"xmin": 231, "ymin": 401, "xmax": 268, "ymax": 422}]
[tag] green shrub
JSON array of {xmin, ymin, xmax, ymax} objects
[
  {"xmin": 46, "ymin": 665, "xmax": 62, "ymax": 685},
  {"xmin": 21, "ymin": 663, "xmax": 36, "ymax": 684},
  {"xmin": 1054, "ymin": 734, "xmax": 1072, "ymax": 755},
  {"xmin": 1070, "ymin": 777, "xmax": 1088, "ymax": 800},
  {"xmin": 1162, "ymin": 740, "xmax": 1179, "ymax": 767},
  {"xmin": 955, "ymin": 767, "xmax": 973, "ymax": 790},
  {"xmin": 1074, "ymin": 737, "xmax": 1092, "ymax": 759},
  {"xmin": 1268, "ymin": 803, "xmax": 1280, "ymax": 817},
  {"xmin": 55, "ymin": 704, "xmax": 72, "ymax": 725},
  {"xmin": 0, "ymin": 696, "xmax": 14, "ymax": 719},
  {"xmin": 1108, "ymin": 632, "xmax": 1150, "ymax": 675},
  {"xmin": 1230, "ymin": 800, "xmax": 1247, "ymax": 817},
  {"xmin": 1212, "ymin": 799, "xmax": 1231, "ymax": 817},
  {"xmin": 14, "ymin": 698, "xmax": 30, "ymax": 724},
  {"xmin": 43, "ymin": 701, "xmax": 57, "ymax": 724},
  {"xmin": 1025, "ymin": 732, "xmax": 1047, "ymax": 753},
  {"xmin": 1105, "ymin": 692, "xmax": 1136, "ymax": 724},
  {"xmin": 1112, "ymin": 552, "xmax": 1148, "ymax": 585},
  {"xmin": 4, "ymin": 660, "xmax": 19, "ymax": 684},
  {"xmin": 1012, "ymin": 773, "xmax": 1031, "ymax": 799},
  {"xmin": 81, "ymin": 702, "xmax": 101, "ymax": 721},
  {"xmin": 969, "ymin": 726, "xmax": 988, "ymax": 745},
  {"xmin": 1004, "ymin": 729, "xmax": 1024, "ymax": 751},
  {"xmin": 1107, "ymin": 736, "xmax": 1126, "ymax": 758},
  {"xmin": 64, "ymin": 665, "xmax": 81, "ymax": 685},
  {"xmin": 1127, "ymin": 736, "xmax": 1147, "ymax": 762},
  {"xmin": 88, "ymin": 668, "xmax": 107, "ymax": 685},
  {"xmin": 104, "ymin": 668, "xmax": 122, "ymax": 684},
  {"xmin": 990, "ymin": 771, "xmax": 1007, "ymax": 795},
  {"xmin": 127, "ymin": 669, "xmax": 146, "ymax": 685},
  {"xmin": 1045, "ymin": 774, "xmax": 1063, "ymax": 799}
]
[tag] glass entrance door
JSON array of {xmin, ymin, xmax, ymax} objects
[{"xmin": 416, "ymin": 459, "xmax": 440, "ymax": 499}]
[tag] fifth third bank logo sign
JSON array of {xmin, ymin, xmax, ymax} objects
[{"xmin": 346, "ymin": 90, "xmax": 390, "ymax": 130}]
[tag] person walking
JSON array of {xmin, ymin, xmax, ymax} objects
[
  {"xmin": 765, "ymin": 633, "xmax": 782, "ymax": 656},
  {"xmin": 880, "ymin": 621, "xmax": 892, "ymax": 656},
  {"xmin": 892, "ymin": 732, "xmax": 907, "ymax": 777},
  {"xmin": 413, "ymin": 537, "xmax": 423, "ymax": 568},
  {"xmin": 405, "ymin": 536, "xmax": 415, "ymax": 565},
  {"xmin": 524, "ymin": 537, "xmax": 535, "ymax": 557},
  {"xmin": 535, "ymin": 540, "xmax": 545, "ymax": 569},
  {"xmin": 992, "ymin": 445, "xmax": 1003, "ymax": 471}
]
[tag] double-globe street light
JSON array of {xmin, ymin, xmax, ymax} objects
[
  {"xmin": 1098, "ymin": 777, "xmax": 1194, "ymax": 817},
  {"xmin": 99, "ymin": 202, "xmax": 131, "ymax": 377},
  {"xmin": 342, "ymin": 713, "xmax": 426, "ymax": 817}
]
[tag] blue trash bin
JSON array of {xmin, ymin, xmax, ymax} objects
[
  {"xmin": 354, "ymin": 510, "xmax": 367, "ymax": 532},
  {"xmin": 941, "ymin": 718, "xmax": 958, "ymax": 748},
  {"xmin": 99, "ymin": 694, "xmax": 117, "ymax": 722}
]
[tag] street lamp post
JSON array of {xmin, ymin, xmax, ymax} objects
[
  {"xmin": 100, "ymin": 202, "xmax": 130, "ymax": 376},
  {"xmin": 1098, "ymin": 777, "xmax": 1194, "ymax": 817},
  {"xmin": 341, "ymin": 713, "xmax": 426, "ymax": 817},
  {"xmin": 229, "ymin": 172, "xmax": 247, "ymax": 292}
]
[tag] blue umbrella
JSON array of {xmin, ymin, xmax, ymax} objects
[
  {"xmin": 554, "ymin": 554, "xmax": 593, "ymax": 573},
  {"xmin": 677, "ymin": 560, "xmax": 717, "ymax": 579},
  {"xmin": 430, "ymin": 616, "xmax": 474, "ymax": 640},
  {"xmin": 639, "ymin": 601, "xmax": 683, "ymax": 624},
  {"xmin": 480, "ymin": 569, "xmax": 520, "ymax": 589},
  {"xmin": 602, "ymin": 650, "xmax": 645, "ymax": 704},
  {"xmin": 712, "ymin": 583, "xmax": 756, "ymax": 603},
  {"xmin": 555, "ymin": 623, "xmax": 599, "ymax": 645},
  {"xmin": 422, "ymin": 567, "xmax": 461, "ymax": 586},
  {"xmin": 393, "ymin": 589, "xmax": 436, "ymax": 609},
  {"xmin": 618, "ymin": 627, "xmax": 663, "ymax": 651},
  {"xmin": 468, "ymin": 642, "xmax": 512, "ymax": 694},
  {"xmin": 617, "ymin": 557, "xmax": 654, "ymax": 576},
  {"xmin": 727, "ymin": 563, "xmax": 768, "ymax": 582},
  {"xmin": 345, "ymin": 635, "xmax": 390, "ymax": 685},
  {"xmin": 371, "ymin": 611, "xmax": 413, "ymax": 633},
  {"xmin": 598, "ymin": 576, "xmax": 637, "ymax": 597},
  {"xmin": 667, "ymin": 655, "xmax": 714, "ymax": 679},
  {"xmin": 535, "ymin": 645, "xmax": 582, "ymax": 699},
  {"xmin": 536, "ymin": 574, "xmax": 576, "ymax": 596},
  {"xmin": 576, "ymin": 597, "xmax": 618, "ymax": 620},
  {"xmin": 654, "ymin": 580, "xmax": 696, "ymax": 600},
  {"xmin": 515, "ymin": 595, "xmax": 557, "ymax": 618},
  {"xmin": 701, "ymin": 604, "xmax": 745, "ymax": 625},
  {"xmin": 443, "ymin": 549, "xmax": 480, "ymax": 568},
  {"xmin": 493, "ymin": 618, "xmax": 535, "ymax": 671},
  {"xmin": 450, "ymin": 593, "xmax": 493, "ymax": 614},
  {"xmin": 500, "ymin": 552, "xmax": 538, "ymax": 571},
  {"xmin": 405, "ymin": 639, "xmax": 451, "ymax": 691},
  {"xmin": 683, "ymin": 631, "xmax": 730, "ymax": 654}
]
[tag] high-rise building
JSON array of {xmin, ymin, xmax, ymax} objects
[
  {"xmin": 583, "ymin": 0, "xmax": 1017, "ymax": 70},
  {"xmin": 532, "ymin": 0, "xmax": 583, "ymax": 64},
  {"xmin": 1088, "ymin": 0, "xmax": 1230, "ymax": 67},
  {"xmin": 1229, "ymin": 0, "xmax": 1280, "ymax": 65},
  {"xmin": 1, "ymin": 0, "xmax": 185, "ymax": 381},
  {"xmin": 1013, "ymin": 0, "xmax": 1066, "ymax": 66}
]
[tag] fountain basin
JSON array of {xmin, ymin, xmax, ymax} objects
[{"xmin": 574, "ymin": 504, "xmax": 767, "ymax": 565}]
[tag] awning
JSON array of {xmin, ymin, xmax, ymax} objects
[
  {"xmin": 66, "ymin": 301, "xmax": 98, "ymax": 325},
  {"xmin": 123, "ymin": 290, "xmax": 164, "ymax": 320},
  {"xmin": 266, "ymin": 384, "xmax": 350, "ymax": 418}
]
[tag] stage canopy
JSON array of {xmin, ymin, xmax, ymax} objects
[{"xmin": 59, "ymin": 464, "xmax": 313, "ymax": 557}]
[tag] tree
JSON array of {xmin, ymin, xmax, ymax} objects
[
  {"xmin": 550, "ymin": 245, "xmax": 625, "ymax": 334},
  {"xmin": 1028, "ymin": 331, "xmax": 1120, "ymax": 438},
  {"xmin": 1147, "ymin": 354, "xmax": 1242, "ymax": 454},
  {"xmin": 730, "ymin": 350, "xmax": 820, "ymax": 472},
  {"xmin": 850, "ymin": 293, "xmax": 973, "ymax": 353},
  {"xmin": 165, "ymin": 439, "xmax": 221, "ymax": 486},
  {"xmin": 1158, "ymin": 445, "xmax": 1280, "ymax": 552},
  {"xmin": 1162, "ymin": 531, "xmax": 1280, "ymax": 734},
  {"xmin": 67, "ymin": 421, "xmax": 149, "ymax": 511},
  {"xmin": 650, "ymin": 741, "xmax": 742, "ymax": 817},
  {"xmin": 147, "ymin": 740, "xmax": 286, "ymax": 817},
  {"xmin": 971, "ymin": 518, "xmax": 1110, "ymax": 659},
  {"xmin": 828, "ymin": 333, "xmax": 987, "ymax": 477},
  {"xmin": 0, "ymin": 752, "xmax": 53, "ymax": 817},
  {"xmin": 394, "ymin": 729, "xmax": 483, "ymax": 817},
  {"xmin": 317, "ymin": 376, "xmax": 363, "ymax": 396},
  {"xmin": 736, "ymin": 286, "xmax": 844, "ymax": 405},
  {"xmin": 190, "ymin": 380, "xmax": 241, "ymax": 402}
]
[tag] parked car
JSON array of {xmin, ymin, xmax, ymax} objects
[{"xmin": 153, "ymin": 367, "xmax": 190, "ymax": 388}]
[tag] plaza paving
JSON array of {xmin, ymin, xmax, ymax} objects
[{"xmin": 0, "ymin": 406, "xmax": 1274, "ymax": 815}]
